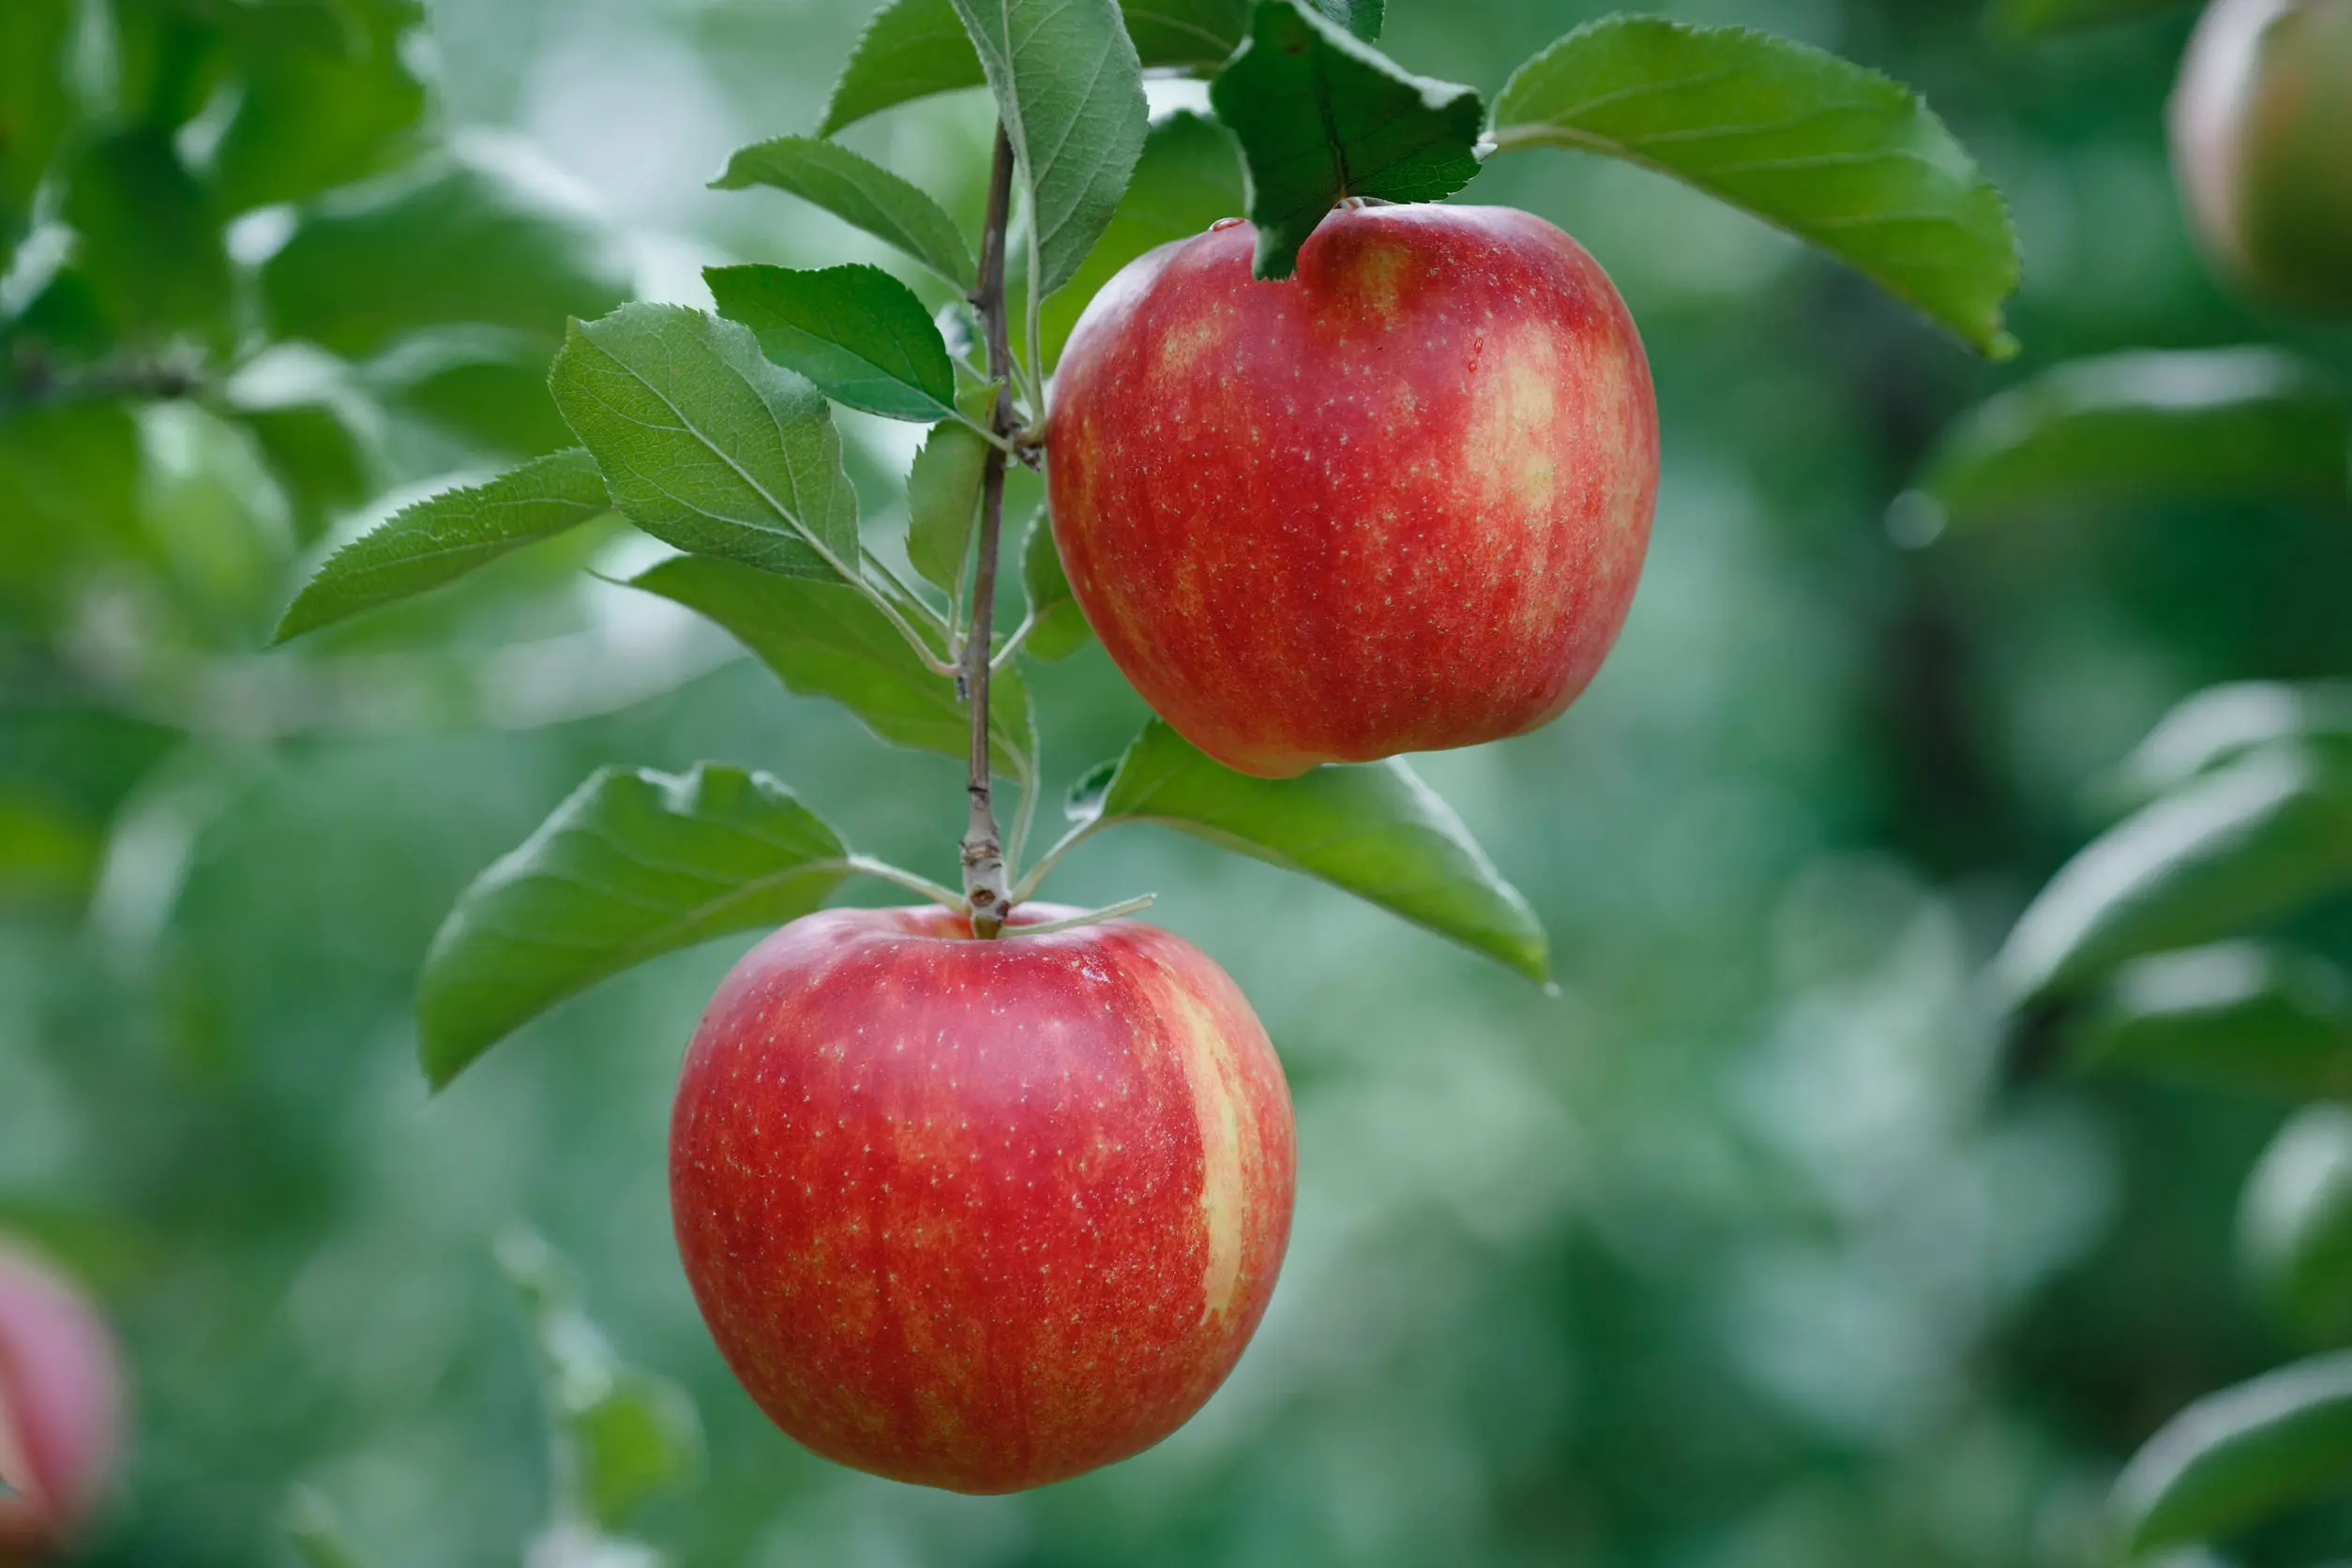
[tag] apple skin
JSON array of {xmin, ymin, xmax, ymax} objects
[
  {"xmin": 0, "ymin": 1242, "xmax": 126, "ymax": 1560},
  {"xmin": 1046, "ymin": 204, "xmax": 1659, "ymax": 778},
  {"xmin": 2172, "ymin": 0, "xmax": 2352, "ymax": 311},
  {"xmin": 669, "ymin": 904, "xmax": 1295, "ymax": 1494}
]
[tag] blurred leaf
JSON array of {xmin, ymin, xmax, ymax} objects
[
  {"xmin": 1990, "ymin": 0, "xmax": 2200, "ymax": 38},
  {"xmin": 630, "ymin": 554, "xmax": 1033, "ymax": 776},
  {"xmin": 500, "ymin": 1231, "xmax": 702, "ymax": 1530},
  {"xmin": 0, "ymin": 401, "xmax": 144, "ymax": 619},
  {"xmin": 1209, "ymin": 0, "xmax": 1484, "ymax": 279},
  {"xmin": 1040, "ymin": 111, "xmax": 1243, "ymax": 364},
  {"xmin": 1997, "ymin": 744, "xmax": 2352, "ymax": 1005},
  {"xmin": 2243, "ymin": 1106, "xmax": 2352, "ymax": 1339},
  {"xmin": 948, "ymin": 0, "xmax": 1149, "ymax": 297},
  {"xmin": 819, "ymin": 0, "xmax": 1242, "ymax": 136},
  {"xmin": 704, "ymin": 263, "xmax": 958, "ymax": 423},
  {"xmin": 1019, "ymin": 510, "xmax": 1091, "ymax": 661},
  {"xmin": 1490, "ymin": 17, "xmax": 2022, "ymax": 356},
  {"xmin": 547, "ymin": 304, "xmax": 863, "ymax": 581},
  {"xmin": 365, "ymin": 327, "xmax": 576, "ymax": 458},
  {"xmin": 276, "ymin": 449, "xmax": 611, "ymax": 641},
  {"xmin": 0, "ymin": 0, "xmax": 75, "ymax": 268},
  {"xmin": 905, "ymin": 420, "xmax": 988, "ymax": 592},
  {"xmin": 711, "ymin": 137, "xmax": 974, "ymax": 287},
  {"xmin": 0, "ymin": 792, "xmax": 102, "ymax": 904},
  {"xmin": 2114, "ymin": 1350, "xmax": 2352, "ymax": 1553},
  {"xmin": 225, "ymin": 369, "xmax": 379, "ymax": 542},
  {"xmin": 417, "ymin": 764, "xmax": 852, "ymax": 1085},
  {"xmin": 262, "ymin": 152, "xmax": 630, "ymax": 359},
  {"xmin": 2116, "ymin": 683, "xmax": 2352, "ymax": 807},
  {"xmin": 1905, "ymin": 350, "xmax": 2350, "ymax": 531},
  {"xmin": 2067, "ymin": 942, "xmax": 2352, "ymax": 1098},
  {"xmin": 1074, "ymin": 719, "xmax": 1547, "ymax": 978},
  {"xmin": 60, "ymin": 128, "xmax": 231, "ymax": 341},
  {"xmin": 283, "ymin": 1486, "xmax": 379, "ymax": 1568},
  {"xmin": 209, "ymin": 0, "xmax": 429, "ymax": 214}
]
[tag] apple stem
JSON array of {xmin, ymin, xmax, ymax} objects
[{"xmin": 959, "ymin": 124, "xmax": 1019, "ymax": 938}]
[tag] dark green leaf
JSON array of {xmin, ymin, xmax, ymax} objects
[
  {"xmin": 1041, "ymin": 111, "xmax": 1244, "ymax": 365},
  {"xmin": 1903, "ymin": 350, "xmax": 2350, "ymax": 532},
  {"xmin": 2243, "ymin": 1106, "xmax": 2352, "ymax": 1339},
  {"xmin": 1490, "ymin": 17, "xmax": 2021, "ymax": 357},
  {"xmin": 365, "ymin": 327, "xmax": 577, "ymax": 459},
  {"xmin": 547, "ymin": 304, "xmax": 863, "ymax": 580},
  {"xmin": 1990, "ymin": 0, "xmax": 2199, "ymax": 38},
  {"xmin": 1019, "ymin": 510, "xmax": 1092, "ymax": 661},
  {"xmin": 60, "ymin": 128, "xmax": 232, "ymax": 341},
  {"xmin": 905, "ymin": 421, "xmax": 988, "ymax": 592},
  {"xmin": 705, "ymin": 263, "xmax": 957, "ymax": 422},
  {"xmin": 262, "ymin": 154, "xmax": 631, "ymax": 359},
  {"xmin": 1996, "ymin": 744, "xmax": 2352, "ymax": 1005},
  {"xmin": 2067, "ymin": 942, "xmax": 2352, "ymax": 1098},
  {"xmin": 417, "ymin": 763, "xmax": 852, "ymax": 1085},
  {"xmin": 0, "ymin": 401, "xmax": 144, "ymax": 622},
  {"xmin": 631, "ymin": 554, "xmax": 1033, "ymax": 776},
  {"xmin": 820, "ymin": 0, "xmax": 1243, "ymax": 136},
  {"xmin": 276, "ymin": 449, "xmax": 611, "ymax": 641},
  {"xmin": 711, "ymin": 136, "xmax": 974, "ymax": 287},
  {"xmin": 209, "ymin": 0, "xmax": 428, "ymax": 214},
  {"xmin": 948, "ymin": 0, "xmax": 1149, "ymax": 297},
  {"xmin": 1209, "ymin": 0, "xmax": 1485, "ymax": 279},
  {"xmin": 2116, "ymin": 683, "xmax": 2352, "ymax": 806},
  {"xmin": 0, "ymin": 0, "xmax": 76, "ymax": 268},
  {"xmin": 2114, "ymin": 1350, "xmax": 2352, "ymax": 1553},
  {"xmin": 1078, "ymin": 720, "xmax": 1546, "ymax": 978}
]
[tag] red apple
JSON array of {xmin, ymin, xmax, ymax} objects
[
  {"xmin": 2172, "ymin": 0, "xmax": 2352, "ymax": 311},
  {"xmin": 0, "ymin": 1241, "xmax": 126, "ymax": 1560},
  {"xmin": 669, "ymin": 904, "xmax": 1294, "ymax": 1493},
  {"xmin": 1045, "ymin": 204, "xmax": 1659, "ymax": 778}
]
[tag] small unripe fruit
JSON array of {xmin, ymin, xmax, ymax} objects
[
  {"xmin": 2171, "ymin": 0, "xmax": 2352, "ymax": 311},
  {"xmin": 669, "ymin": 906, "xmax": 1294, "ymax": 1493},
  {"xmin": 1047, "ymin": 204, "xmax": 1660, "ymax": 778},
  {"xmin": 0, "ymin": 1242, "xmax": 126, "ymax": 1560}
]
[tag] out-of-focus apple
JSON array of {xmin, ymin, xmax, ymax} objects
[
  {"xmin": 0, "ymin": 1242, "xmax": 126, "ymax": 1560},
  {"xmin": 669, "ymin": 905, "xmax": 1294, "ymax": 1493},
  {"xmin": 2172, "ymin": 0, "xmax": 2352, "ymax": 310},
  {"xmin": 1046, "ymin": 204, "xmax": 1659, "ymax": 778}
]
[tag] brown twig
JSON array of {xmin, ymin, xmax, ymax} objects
[{"xmin": 959, "ymin": 125, "xmax": 1019, "ymax": 937}]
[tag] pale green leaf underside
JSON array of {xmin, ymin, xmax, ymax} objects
[
  {"xmin": 1092, "ymin": 720, "xmax": 1546, "ymax": 978},
  {"xmin": 711, "ymin": 135, "xmax": 975, "ymax": 287},
  {"xmin": 2115, "ymin": 681, "xmax": 2352, "ymax": 806},
  {"xmin": 548, "ymin": 304, "xmax": 862, "ymax": 580},
  {"xmin": 2116, "ymin": 1349, "xmax": 2352, "ymax": 1553},
  {"xmin": 1491, "ymin": 16, "xmax": 2021, "ymax": 357},
  {"xmin": 630, "ymin": 554, "xmax": 1033, "ymax": 777},
  {"xmin": 276, "ymin": 448, "xmax": 610, "ymax": 641},
  {"xmin": 705, "ymin": 262, "xmax": 957, "ymax": 423},
  {"xmin": 417, "ymin": 763, "xmax": 852, "ymax": 1085}
]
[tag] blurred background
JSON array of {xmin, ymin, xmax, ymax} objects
[{"xmin": 4, "ymin": 0, "xmax": 2351, "ymax": 1563}]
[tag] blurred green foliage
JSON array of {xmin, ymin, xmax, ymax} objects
[{"xmin": 6, "ymin": 0, "xmax": 2352, "ymax": 1565}]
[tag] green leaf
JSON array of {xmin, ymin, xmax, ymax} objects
[
  {"xmin": 1990, "ymin": 0, "xmax": 2198, "ymax": 38},
  {"xmin": 819, "ymin": 0, "xmax": 1244, "ymax": 136},
  {"xmin": 2243, "ymin": 1105, "xmax": 2352, "ymax": 1339},
  {"xmin": 499, "ymin": 1231, "xmax": 702, "ymax": 1529},
  {"xmin": 2066, "ymin": 942, "xmax": 2352, "ymax": 1098},
  {"xmin": 905, "ymin": 421, "xmax": 988, "ymax": 592},
  {"xmin": 2114, "ymin": 1350, "xmax": 2352, "ymax": 1553},
  {"xmin": 282, "ymin": 1488, "xmax": 379, "ymax": 1568},
  {"xmin": 1019, "ymin": 510, "xmax": 1092, "ymax": 662},
  {"xmin": 1209, "ymin": 0, "xmax": 1485, "ymax": 279},
  {"xmin": 1902, "ymin": 350, "xmax": 2351, "ymax": 533},
  {"xmin": 1077, "ymin": 720, "xmax": 1546, "ymax": 978},
  {"xmin": 1995, "ymin": 743, "xmax": 2352, "ymax": 1006},
  {"xmin": 704, "ymin": 263, "xmax": 957, "ymax": 423},
  {"xmin": 262, "ymin": 153, "xmax": 631, "ymax": 360},
  {"xmin": 2116, "ymin": 683, "xmax": 2352, "ymax": 807},
  {"xmin": 1040, "ymin": 110, "xmax": 1244, "ymax": 365},
  {"xmin": 417, "ymin": 763, "xmax": 852, "ymax": 1085},
  {"xmin": 630, "ymin": 554, "xmax": 1033, "ymax": 776},
  {"xmin": 365, "ymin": 327, "xmax": 578, "ymax": 459},
  {"xmin": 1308, "ymin": 0, "xmax": 1380, "ymax": 40},
  {"xmin": 947, "ymin": 0, "xmax": 1150, "ymax": 297},
  {"xmin": 547, "ymin": 304, "xmax": 863, "ymax": 581},
  {"xmin": 0, "ymin": 0, "xmax": 76, "ymax": 268},
  {"xmin": 711, "ymin": 136, "xmax": 974, "ymax": 288},
  {"xmin": 0, "ymin": 401, "xmax": 143, "ymax": 623},
  {"xmin": 237, "ymin": 400, "xmax": 372, "ymax": 542},
  {"xmin": 275, "ymin": 449, "xmax": 611, "ymax": 641},
  {"xmin": 1490, "ymin": 17, "xmax": 2022, "ymax": 357},
  {"xmin": 60, "ymin": 127, "xmax": 232, "ymax": 341},
  {"xmin": 208, "ymin": 0, "xmax": 428, "ymax": 214}
]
